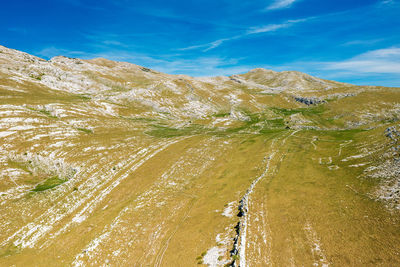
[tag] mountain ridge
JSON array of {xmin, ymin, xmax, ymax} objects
[{"xmin": 0, "ymin": 44, "xmax": 375, "ymax": 88}]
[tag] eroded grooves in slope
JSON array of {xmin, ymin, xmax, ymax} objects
[{"xmin": 1, "ymin": 45, "xmax": 400, "ymax": 266}]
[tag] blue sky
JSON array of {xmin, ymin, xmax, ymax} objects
[{"xmin": 1, "ymin": 0, "xmax": 400, "ymax": 86}]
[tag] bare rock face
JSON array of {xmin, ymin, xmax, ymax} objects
[
  {"xmin": 385, "ymin": 126, "xmax": 400, "ymax": 142},
  {"xmin": 385, "ymin": 125, "xmax": 400, "ymax": 157},
  {"xmin": 294, "ymin": 96, "xmax": 326, "ymax": 105}
]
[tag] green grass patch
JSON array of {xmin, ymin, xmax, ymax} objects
[
  {"xmin": 77, "ymin": 127, "xmax": 93, "ymax": 134},
  {"xmin": 232, "ymin": 255, "xmax": 240, "ymax": 261},
  {"xmin": 210, "ymin": 110, "xmax": 289, "ymax": 136},
  {"xmin": 299, "ymin": 105, "xmax": 325, "ymax": 116},
  {"xmin": 31, "ymin": 176, "xmax": 67, "ymax": 192},
  {"xmin": 38, "ymin": 109, "xmax": 56, "ymax": 118},
  {"xmin": 7, "ymin": 159, "xmax": 32, "ymax": 175},
  {"xmin": 73, "ymin": 94, "xmax": 91, "ymax": 101},
  {"xmin": 0, "ymin": 244, "xmax": 21, "ymax": 257},
  {"xmin": 27, "ymin": 107, "xmax": 57, "ymax": 118},
  {"xmin": 259, "ymin": 128, "xmax": 287, "ymax": 135},
  {"xmin": 29, "ymin": 73, "xmax": 44, "ymax": 81},
  {"xmin": 146, "ymin": 124, "xmax": 206, "ymax": 138},
  {"xmin": 124, "ymin": 116, "xmax": 157, "ymax": 122},
  {"xmin": 271, "ymin": 105, "xmax": 325, "ymax": 117},
  {"xmin": 148, "ymin": 110, "xmax": 290, "ymax": 138},
  {"xmin": 271, "ymin": 107, "xmax": 300, "ymax": 116},
  {"xmin": 265, "ymin": 118, "xmax": 286, "ymax": 128},
  {"xmin": 213, "ymin": 112, "xmax": 231, "ymax": 118}
]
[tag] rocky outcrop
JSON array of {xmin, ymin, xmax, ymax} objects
[
  {"xmin": 366, "ymin": 125, "xmax": 400, "ymax": 210},
  {"xmin": 385, "ymin": 126, "xmax": 400, "ymax": 142},
  {"xmin": 294, "ymin": 96, "xmax": 326, "ymax": 106},
  {"xmin": 228, "ymin": 153, "xmax": 275, "ymax": 266},
  {"xmin": 286, "ymin": 113, "xmax": 316, "ymax": 130},
  {"xmin": 326, "ymin": 92, "xmax": 357, "ymax": 100},
  {"xmin": 230, "ymin": 76, "xmax": 242, "ymax": 84},
  {"xmin": 385, "ymin": 125, "xmax": 400, "ymax": 158}
]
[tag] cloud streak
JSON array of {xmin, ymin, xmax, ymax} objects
[
  {"xmin": 323, "ymin": 47, "xmax": 400, "ymax": 74},
  {"xmin": 246, "ymin": 23, "xmax": 291, "ymax": 34},
  {"xmin": 266, "ymin": 0, "xmax": 298, "ymax": 10},
  {"xmin": 246, "ymin": 18, "xmax": 306, "ymax": 34},
  {"xmin": 178, "ymin": 18, "xmax": 306, "ymax": 52},
  {"xmin": 276, "ymin": 47, "xmax": 400, "ymax": 75}
]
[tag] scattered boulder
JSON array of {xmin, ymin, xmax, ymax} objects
[
  {"xmin": 294, "ymin": 96, "xmax": 326, "ymax": 106},
  {"xmin": 230, "ymin": 76, "xmax": 242, "ymax": 84},
  {"xmin": 141, "ymin": 67, "xmax": 151, "ymax": 72},
  {"xmin": 385, "ymin": 125, "xmax": 400, "ymax": 157},
  {"xmin": 385, "ymin": 126, "xmax": 400, "ymax": 142}
]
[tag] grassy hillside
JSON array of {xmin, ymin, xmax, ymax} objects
[{"xmin": 0, "ymin": 45, "xmax": 399, "ymax": 266}]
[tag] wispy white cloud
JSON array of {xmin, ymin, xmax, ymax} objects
[
  {"xmin": 246, "ymin": 23, "xmax": 290, "ymax": 34},
  {"xmin": 382, "ymin": 0, "xmax": 394, "ymax": 4},
  {"xmin": 178, "ymin": 18, "xmax": 307, "ymax": 52},
  {"xmin": 323, "ymin": 47, "xmax": 400, "ymax": 74},
  {"xmin": 341, "ymin": 38, "xmax": 384, "ymax": 46},
  {"xmin": 177, "ymin": 36, "xmax": 243, "ymax": 52},
  {"xmin": 101, "ymin": 40, "xmax": 127, "ymax": 47},
  {"xmin": 271, "ymin": 47, "xmax": 400, "ymax": 75},
  {"xmin": 178, "ymin": 38, "xmax": 234, "ymax": 52},
  {"xmin": 152, "ymin": 57, "xmax": 252, "ymax": 77},
  {"xmin": 246, "ymin": 19, "xmax": 306, "ymax": 34},
  {"xmin": 36, "ymin": 47, "xmax": 90, "ymax": 59},
  {"xmin": 96, "ymin": 53, "xmax": 251, "ymax": 77},
  {"xmin": 266, "ymin": 0, "xmax": 298, "ymax": 10},
  {"xmin": 103, "ymin": 52, "xmax": 248, "ymax": 76},
  {"xmin": 203, "ymin": 39, "xmax": 230, "ymax": 51}
]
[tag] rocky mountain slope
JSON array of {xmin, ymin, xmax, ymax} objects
[{"xmin": 0, "ymin": 44, "xmax": 400, "ymax": 266}]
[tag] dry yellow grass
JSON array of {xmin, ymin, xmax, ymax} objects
[{"xmin": 0, "ymin": 45, "xmax": 399, "ymax": 266}]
